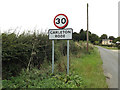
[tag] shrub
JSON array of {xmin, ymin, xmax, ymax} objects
[
  {"xmin": 2, "ymin": 32, "xmax": 52, "ymax": 79},
  {"xmin": 118, "ymin": 45, "xmax": 120, "ymax": 49},
  {"xmin": 2, "ymin": 68, "xmax": 86, "ymax": 88},
  {"xmin": 2, "ymin": 31, "xmax": 95, "ymax": 79}
]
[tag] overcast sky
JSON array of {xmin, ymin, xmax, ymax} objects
[{"xmin": 0, "ymin": 0, "xmax": 119, "ymax": 37}]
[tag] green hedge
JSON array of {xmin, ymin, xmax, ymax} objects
[
  {"xmin": 2, "ymin": 32, "xmax": 94, "ymax": 79},
  {"xmin": 2, "ymin": 33, "xmax": 52, "ymax": 79}
]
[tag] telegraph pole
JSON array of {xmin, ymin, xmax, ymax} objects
[{"xmin": 87, "ymin": 3, "xmax": 89, "ymax": 52}]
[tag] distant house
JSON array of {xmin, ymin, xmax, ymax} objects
[{"xmin": 102, "ymin": 39, "xmax": 113, "ymax": 45}]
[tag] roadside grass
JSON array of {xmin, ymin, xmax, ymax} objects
[
  {"xmin": 2, "ymin": 42, "xmax": 108, "ymax": 88},
  {"xmin": 2, "ymin": 59, "xmax": 86, "ymax": 88},
  {"xmin": 100, "ymin": 46, "xmax": 118, "ymax": 50},
  {"xmin": 70, "ymin": 47, "xmax": 108, "ymax": 88}
]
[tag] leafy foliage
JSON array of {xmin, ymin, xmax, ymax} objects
[
  {"xmin": 72, "ymin": 29, "xmax": 100, "ymax": 45},
  {"xmin": 2, "ymin": 44, "xmax": 107, "ymax": 88},
  {"xmin": 100, "ymin": 34, "xmax": 108, "ymax": 39},
  {"xmin": 72, "ymin": 32, "xmax": 80, "ymax": 41},
  {"xmin": 2, "ymin": 68, "xmax": 86, "ymax": 88},
  {"xmin": 109, "ymin": 36, "xmax": 115, "ymax": 40},
  {"xmin": 2, "ymin": 33, "xmax": 105, "ymax": 88},
  {"xmin": 2, "ymin": 30, "xmax": 107, "ymax": 88},
  {"xmin": 90, "ymin": 34, "xmax": 100, "ymax": 44},
  {"xmin": 2, "ymin": 32, "xmax": 52, "ymax": 79},
  {"xmin": 2, "ymin": 32, "xmax": 91, "ymax": 79}
]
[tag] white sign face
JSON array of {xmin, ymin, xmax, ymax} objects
[
  {"xmin": 48, "ymin": 28, "xmax": 72, "ymax": 40},
  {"xmin": 54, "ymin": 14, "xmax": 68, "ymax": 29}
]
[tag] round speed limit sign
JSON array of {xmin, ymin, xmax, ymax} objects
[{"xmin": 54, "ymin": 14, "xmax": 68, "ymax": 29}]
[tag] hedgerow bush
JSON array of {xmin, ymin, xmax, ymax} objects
[
  {"xmin": 2, "ymin": 31, "xmax": 94, "ymax": 80},
  {"xmin": 2, "ymin": 68, "xmax": 86, "ymax": 88},
  {"xmin": 2, "ymin": 32, "xmax": 52, "ymax": 79},
  {"xmin": 117, "ymin": 45, "xmax": 120, "ymax": 49},
  {"xmin": 2, "ymin": 31, "xmax": 96, "ymax": 88}
]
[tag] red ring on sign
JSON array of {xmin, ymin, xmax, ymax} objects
[{"xmin": 53, "ymin": 14, "xmax": 68, "ymax": 29}]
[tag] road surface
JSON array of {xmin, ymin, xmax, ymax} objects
[{"xmin": 97, "ymin": 46, "xmax": 118, "ymax": 88}]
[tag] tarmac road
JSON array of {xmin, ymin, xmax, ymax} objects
[{"xmin": 97, "ymin": 46, "xmax": 118, "ymax": 88}]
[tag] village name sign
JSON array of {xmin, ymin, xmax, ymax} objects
[
  {"xmin": 48, "ymin": 14, "xmax": 73, "ymax": 74},
  {"xmin": 48, "ymin": 28, "xmax": 72, "ymax": 40}
]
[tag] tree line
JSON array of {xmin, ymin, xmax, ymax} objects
[{"xmin": 73, "ymin": 29, "xmax": 120, "ymax": 46}]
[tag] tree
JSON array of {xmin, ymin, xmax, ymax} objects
[
  {"xmin": 80, "ymin": 29, "xmax": 84, "ymax": 33},
  {"xmin": 117, "ymin": 37, "xmax": 120, "ymax": 41},
  {"xmin": 100, "ymin": 34, "xmax": 108, "ymax": 39},
  {"xmin": 109, "ymin": 36, "xmax": 115, "ymax": 40},
  {"xmin": 73, "ymin": 32, "xmax": 80, "ymax": 41},
  {"xmin": 79, "ymin": 29, "xmax": 86, "ymax": 41},
  {"xmin": 113, "ymin": 36, "xmax": 120, "ymax": 43},
  {"xmin": 90, "ymin": 34, "xmax": 100, "ymax": 44},
  {"xmin": 94, "ymin": 41, "xmax": 99, "ymax": 45}
]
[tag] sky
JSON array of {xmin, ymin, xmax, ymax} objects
[{"xmin": 0, "ymin": 0, "xmax": 119, "ymax": 37}]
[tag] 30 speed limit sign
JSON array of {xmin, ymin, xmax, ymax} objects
[
  {"xmin": 54, "ymin": 14, "xmax": 68, "ymax": 29},
  {"xmin": 50, "ymin": 14, "xmax": 72, "ymax": 75}
]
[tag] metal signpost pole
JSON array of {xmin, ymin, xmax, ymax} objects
[
  {"xmin": 52, "ymin": 40, "xmax": 54, "ymax": 73},
  {"xmin": 87, "ymin": 3, "xmax": 89, "ymax": 52},
  {"xmin": 51, "ymin": 14, "xmax": 71, "ymax": 74},
  {"xmin": 67, "ymin": 40, "xmax": 69, "ymax": 75}
]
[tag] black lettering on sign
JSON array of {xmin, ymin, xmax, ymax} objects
[
  {"xmin": 67, "ymin": 31, "xmax": 71, "ymax": 33},
  {"xmin": 55, "ymin": 35, "xmax": 58, "ymax": 37},
  {"xmin": 50, "ymin": 31, "xmax": 53, "ymax": 34},
  {"xmin": 63, "ymin": 35, "xmax": 65, "ymax": 38},
  {"xmin": 52, "ymin": 31, "xmax": 55, "ymax": 34},
  {"xmin": 54, "ymin": 35, "xmax": 66, "ymax": 38},
  {"xmin": 64, "ymin": 31, "xmax": 67, "ymax": 34},
  {"xmin": 55, "ymin": 31, "xmax": 58, "ymax": 34},
  {"xmin": 60, "ymin": 31, "xmax": 62, "ymax": 34},
  {"xmin": 62, "ymin": 30, "xmax": 71, "ymax": 34},
  {"xmin": 56, "ymin": 18, "xmax": 66, "ymax": 24},
  {"xmin": 56, "ymin": 18, "xmax": 60, "ymax": 24},
  {"xmin": 61, "ymin": 18, "xmax": 66, "ymax": 24}
]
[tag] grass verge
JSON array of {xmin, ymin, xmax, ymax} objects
[
  {"xmin": 70, "ymin": 47, "xmax": 108, "ymax": 88},
  {"xmin": 2, "ymin": 45, "xmax": 108, "ymax": 88},
  {"xmin": 100, "ymin": 46, "xmax": 118, "ymax": 50}
]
